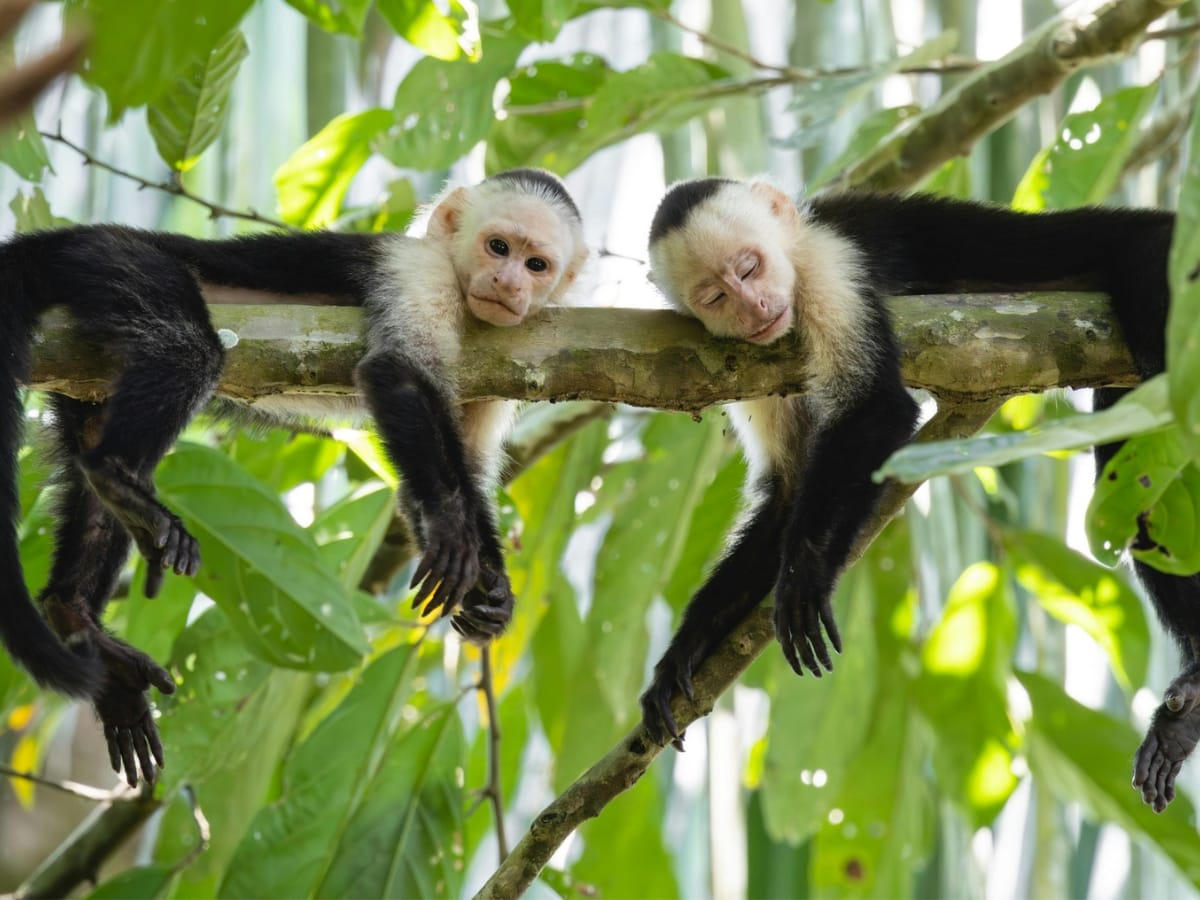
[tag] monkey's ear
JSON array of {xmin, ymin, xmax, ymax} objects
[
  {"xmin": 564, "ymin": 241, "xmax": 589, "ymax": 284},
  {"xmin": 428, "ymin": 187, "xmax": 471, "ymax": 240},
  {"xmin": 749, "ymin": 181, "xmax": 800, "ymax": 229}
]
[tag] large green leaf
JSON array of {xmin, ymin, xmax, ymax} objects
[
  {"xmin": 1006, "ymin": 530, "xmax": 1148, "ymax": 690},
  {"xmin": 311, "ymin": 484, "xmax": 396, "ymax": 591},
  {"xmin": 1019, "ymin": 672, "xmax": 1200, "ymax": 887},
  {"xmin": 156, "ymin": 442, "xmax": 368, "ymax": 670},
  {"xmin": 911, "ymin": 562, "xmax": 1018, "ymax": 827},
  {"xmin": 275, "ymin": 108, "xmax": 393, "ymax": 228},
  {"xmin": 65, "ymin": 0, "xmax": 254, "ymax": 118},
  {"xmin": 506, "ymin": 0, "xmax": 578, "ymax": 42},
  {"xmin": 878, "ymin": 376, "xmax": 1172, "ymax": 484},
  {"xmin": 0, "ymin": 114, "xmax": 50, "ymax": 181},
  {"xmin": 284, "ymin": 0, "xmax": 372, "ymax": 35},
  {"xmin": 380, "ymin": 33, "xmax": 526, "ymax": 171},
  {"xmin": 589, "ymin": 413, "xmax": 730, "ymax": 719},
  {"xmin": 1169, "ymin": 95, "xmax": 1200, "ymax": 456},
  {"xmin": 147, "ymin": 30, "xmax": 248, "ymax": 172},
  {"xmin": 85, "ymin": 865, "xmax": 174, "ymax": 899},
  {"xmin": 222, "ymin": 644, "xmax": 465, "ymax": 898},
  {"xmin": 1013, "ymin": 84, "xmax": 1156, "ymax": 210},
  {"xmin": 1087, "ymin": 424, "xmax": 1200, "ymax": 573},
  {"xmin": 489, "ymin": 52, "xmax": 731, "ymax": 174},
  {"xmin": 761, "ymin": 560, "xmax": 881, "ymax": 843},
  {"xmin": 225, "ymin": 428, "xmax": 344, "ymax": 494}
]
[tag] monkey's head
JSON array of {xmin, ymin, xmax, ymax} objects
[
  {"xmin": 428, "ymin": 169, "xmax": 588, "ymax": 327},
  {"xmin": 648, "ymin": 178, "xmax": 802, "ymax": 345}
]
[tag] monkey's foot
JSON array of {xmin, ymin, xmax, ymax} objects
[
  {"xmin": 94, "ymin": 632, "xmax": 175, "ymax": 787},
  {"xmin": 640, "ymin": 648, "xmax": 701, "ymax": 751},
  {"xmin": 451, "ymin": 568, "xmax": 514, "ymax": 643},
  {"xmin": 1133, "ymin": 661, "xmax": 1200, "ymax": 812},
  {"xmin": 84, "ymin": 458, "xmax": 200, "ymax": 596},
  {"xmin": 773, "ymin": 566, "xmax": 842, "ymax": 678},
  {"xmin": 410, "ymin": 498, "xmax": 482, "ymax": 619}
]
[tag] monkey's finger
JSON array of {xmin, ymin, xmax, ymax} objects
[
  {"xmin": 133, "ymin": 729, "xmax": 156, "ymax": 784},
  {"xmin": 141, "ymin": 658, "xmax": 175, "ymax": 695},
  {"xmin": 655, "ymin": 695, "xmax": 681, "ymax": 745},
  {"xmin": 160, "ymin": 525, "xmax": 181, "ymax": 572},
  {"xmin": 803, "ymin": 612, "xmax": 834, "ymax": 673},
  {"xmin": 105, "ymin": 725, "xmax": 122, "ymax": 774},
  {"xmin": 144, "ymin": 565, "xmax": 164, "ymax": 600},
  {"xmin": 116, "ymin": 729, "xmax": 138, "ymax": 788},
  {"xmin": 183, "ymin": 535, "xmax": 201, "ymax": 577},
  {"xmin": 820, "ymin": 602, "xmax": 843, "ymax": 655},
  {"xmin": 409, "ymin": 548, "xmax": 438, "ymax": 592},
  {"xmin": 1165, "ymin": 761, "xmax": 1181, "ymax": 804},
  {"xmin": 1133, "ymin": 734, "xmax": 1157, "ymax": 786},
  {"xmin": 146, "ymin": 720, "xmax": 166, "ymax": 770},
  {"xmin": 1143, "ymin": 753, "xmax": 1165, "ymax": 804}
]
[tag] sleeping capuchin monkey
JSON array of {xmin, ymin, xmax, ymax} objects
[
  {"xmin": 0, "ymin": 168, "xmax": 587, "ymax": 787},
  {"xmin": 645, "ymin": 177, "xmax": 1195, "ymax": 812}
]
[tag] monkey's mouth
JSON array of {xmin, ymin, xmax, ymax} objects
[
  {"xmin": 469, "ymin": 294, "xmax": 524, "ymax": 326},
  {"xmin": 747, "ymin": 309, "xmax": 790, "ymax": 344}
]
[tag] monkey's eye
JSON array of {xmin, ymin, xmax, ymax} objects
[
  {"xmin": 703, "ymin": 291, "xmax": 726, "ymax": 308},
  {"xmin": 526, "ymin": 257, "xmax": 548, "ymax": 273},
  {"xmin": 739, "ymin": 258, "xmax": 759, "ymax": 280},
  {"xmin": 488, "ymin": 238, "xmax": 509, "ymax": 256}
]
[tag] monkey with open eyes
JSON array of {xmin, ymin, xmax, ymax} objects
[
  {"xmin": 644, "ymin": 178, "xmax": 1193, "ymax": 812},
  {"xmin": 0, "ymin": 168, "xmax": 588, "ymax": 786}
]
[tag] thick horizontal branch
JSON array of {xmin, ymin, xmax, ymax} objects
[{"xmin": 28, "ymin": 292, "xmax": 1135, "ymax": 409}]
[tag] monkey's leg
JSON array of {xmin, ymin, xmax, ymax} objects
[
  {"xmin": 1134, "ymin": 654, "xmax": 1200, "ymax": 813},
  {"xmin": 639, "ymin": 483, "xmax": 787, "ymax": 747},
  {"xmin": 42, "ymin": 397, "xmax": 178, "ymax": 785},
  {"xmin": 773, "ymin": 385, "xmax": 917, "ymax": 677}
]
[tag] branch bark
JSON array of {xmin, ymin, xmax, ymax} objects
[
  {"xmin": 840, "ymin": 0, "xmax": 1186, "ymax": 191},
  {"xmin": 28, "ymin": 293, "xmax": 1136, "ymax": 408}
]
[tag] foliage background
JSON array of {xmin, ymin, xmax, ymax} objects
[{"xmin": 0, "ymin": 0, "xmax": 1198, "ymax": 897}]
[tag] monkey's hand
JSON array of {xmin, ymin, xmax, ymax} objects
[
  {"xmin": 773, "ymin": 556, "xmax": 842, "ymax": 678},
  {"xmin": 1133, "ymin": 661, "xmax": 1200, "ymax": 812},
  {"xmin": 640, "ymin": 646, "xmax": 701, "ymax": 751},
  {"xmin": 93, "ymin": 633, "xmax": 175, "ymax": 787},
  {"xmin": 451, "ymin": 564, "xmax": 514, "ymax": 643},
  {"xmin": 410, "ymin": 493, "xmax": 482, "ymax": 619}
]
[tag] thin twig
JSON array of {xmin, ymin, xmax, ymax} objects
[
  {"xmin": 478, "ymin": 645, "xmax": 509, "ymax": 862},
  {"xmin": 652, "ymin": 8, "xmax": 799, "ymax": 76},
  {"xmin": 1143, "ymin": 19, "xmax": 1200, "ymax": 41},
  {"xmin": 40, "ymin": 128, "xmax": 294, "ymax": 230},
  {"xmin": 0, "ymin": 763, "xmax": 122, "ymax": 802},
  {"xmin": 172, "ymin": 784, "xmax": 212, "ymax": 874}
]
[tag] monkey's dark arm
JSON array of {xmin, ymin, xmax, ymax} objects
[
  {"xmin": 640, "ymin": 479, "xmax": 789, "ymax": 745},
  {"xmin": 355, "ymin": 352, "xmax": 496, "ymax": 619},
  {"xmin": 773, "ymin": 369, "xmax": 918, "ymax": 677}
]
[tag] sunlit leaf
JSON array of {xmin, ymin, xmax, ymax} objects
[
  {"xmin": 10, "ymin": 187, "xmax": 71, "ymax": 232},
  {"xmin": 148, "ymin": 30, "xmax": 248, "ymax": 172},
  {"xmin": 1006, "ymin": 530, "xmax": 1148, "ymax": 690},
  {"xmin": 507, "ymin": 0, "xmax": 578, "ymax": 42},
  {"xmin": 311, "ymin": 484, "xmax": 396, "ymax": 590},
  {"xmin": 1169, "ymin": 98, "xmax": 1200, "ymax": 457},
  {"xmin": 0, "ymin": 116, "xmax": 50, "ymax": 181},
  {"xmin": 378, "ymin": 0, "xmax": 475, "ymax": 60},
  {"xmin": 283, "ymin": 0, "xmax": 371, "ymax": 35}
]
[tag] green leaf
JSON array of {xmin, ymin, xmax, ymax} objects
[
  {"xmin": 381, "ymin": 32, "xmax": 525, "ymax": 171},
  {"xmin": 147, "ymin": 30, "xmax": 248, "ymax": 172},
  {"xmin": 761, "ymin": 558, "xmax": 881, "ymax": 843},
  {"xmin": 65, "ymin": 0, "xmax": 255, "ymax": 118},
  {"xmin": 378, "ymin": 0, "xmax": 474, "ymax": 61},
  {"xmin": 311, "ymin": 484, "xmax": 396, "ymax": 590},
  {"xmin": 9, "ymin": 188, "xmax": 71, "ymax": 232},
  {"xmin": 118, "ymin": 556, "xmax": 198, "ymax": 667},
  {"xmin": 85, "ymin": 865, "xmax": 174, "ymax": 899},
  {"xmin": 1013, "ymin": 85, "xmax": 1156, "ymax": 210},
  {"xmin": 0, "ymin": 115, "xmax": 50, "ymax": 181},
  {"xmin": 1006, "ymin": 530, "xmax": 1148, "ymax": 690},
  {"xmin": 156, "ymin": 442, "xmax": 368, "ymax": 670},
  {"xmin": 573, "ymin": 776, "xmax": 677, "ymax": 898},
  {"xmin": 878, "ymin": 376, "xmax": 1172, "ymax": 483},
  {"xmin": 275, "ymin": 108, "xmax": 393, "ymax": 228},
  {"xmin": 489, "ymin": 52, "xmax": 730, "ymax": 175},
  {"xmin": 1087, "ymin": 424, "xmax": 1200, "ymax": 573},
  {"xmin": 222, "ymin": 644, "xmax": 466, "ymax": 899},
  {"xmin": 506, "ymin": 0, "xmax": 578, "ymax": 42},
  {"xmin": 1169, "ymin": 102, "xmax": 1200, "ymax": 456},
  {"xmin": 911, "ymin": 562, "xmax": 1018, "ymax": 827},
  {"xmin": 1019, "ymin": 671, "xmax": 1200, "ymax": 887},
  {"xmin": 809, "ymin": 681, "xmax": 934, "ymax": 897},
  {"xmin": 808, "ymin": 106, "xmax": 919, "ymax": 192},
  {"xmin": 225, "ymin": 428, "xmax": 343, "ymax": 494},
  {"xmin": 284, "ymin": 0, "xmax": 372, "ymax": 35}
]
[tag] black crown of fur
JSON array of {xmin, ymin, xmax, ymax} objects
[
  {"xmin": 648, "ymin": 178, "xmax": 734, "ymax": 245},
  {"xmin": 486, "ymin": 168, "xmax": 581, "ymax": 223}
]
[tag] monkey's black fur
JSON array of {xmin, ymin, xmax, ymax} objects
[{"xmin": 644, "ymin": 183, "xmax": 1193, "ymax": 811}]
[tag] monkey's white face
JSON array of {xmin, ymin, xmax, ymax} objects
[
  {"xmin": 649, "ymin": 182, "xmax": 801, "ymax": 345},
  {"xmin": 461, "ymin": 196, "xmax": 577, "ymax": 327}
]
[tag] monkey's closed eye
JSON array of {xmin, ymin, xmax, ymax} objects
[
  {"xmin": 703, "ymin": 292, "xmax": 725, "ymax": 308},
  {"xmin": 739, "ymin": 259, "xmax": 759, "ymax": 280},
  {"xmin": 526, "ymin": 257, "xmax": 548, "ymax": 273},
  {"xmin": 488, "ymin": 238, "xmax": 509, "ymax": 256}
]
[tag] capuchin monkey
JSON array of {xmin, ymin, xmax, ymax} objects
[
  {"xmin": 644, "ymin": 177, "xmax": 1193, "ymax": 812},
  {"xmin": 0, "ymin": 168, "xmax": 588, "ymax": 786}
]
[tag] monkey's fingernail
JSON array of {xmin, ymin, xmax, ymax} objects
[{"xmin": 1166, "ymin": 691, "xmax": 1184, "ymax": 712}]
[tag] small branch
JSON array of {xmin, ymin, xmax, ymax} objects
[
  {"xmin": 841, "ymin": 0, "xmax": 1187, "ymax": 191},
  {"xmin": 171, "ymin": 784, "xmax": 212, "ymax": 875},
  {"xmin": 474, "ymin": 398, "xmax": 1003, "ymax": 898},
  {"xmin": 15, "ymin": 783, "xmax": 159, "ymax": 899},
  {"xmin": 1120, "ymin": 85, "xmax": 1196, "ymax": 178},
  {"xmin": 478, "ymin": 646, "xmax": 509, "ymax": 862},
  {"xmin": 652, "ymin": 8, "xmax": 798, "ymax": 77},
  {"xmin": 0, "ymin": 763, "xmax": 121, "ymax": 802},
  {"xmin": 1143, "ymin": 19, "xmax": 1200, "ymax": 41},
  {"xmin": 40, "ymin": 129, "xmax": 293, "ymax": 230}
]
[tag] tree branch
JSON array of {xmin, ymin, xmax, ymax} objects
[
  {"xmin": 28, "ymin": 293, "xmax": 1136, "ymax": 409},
  {"xmin": 842, "ymin": 0, "xmax": 1186, "ymax": 191}
]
